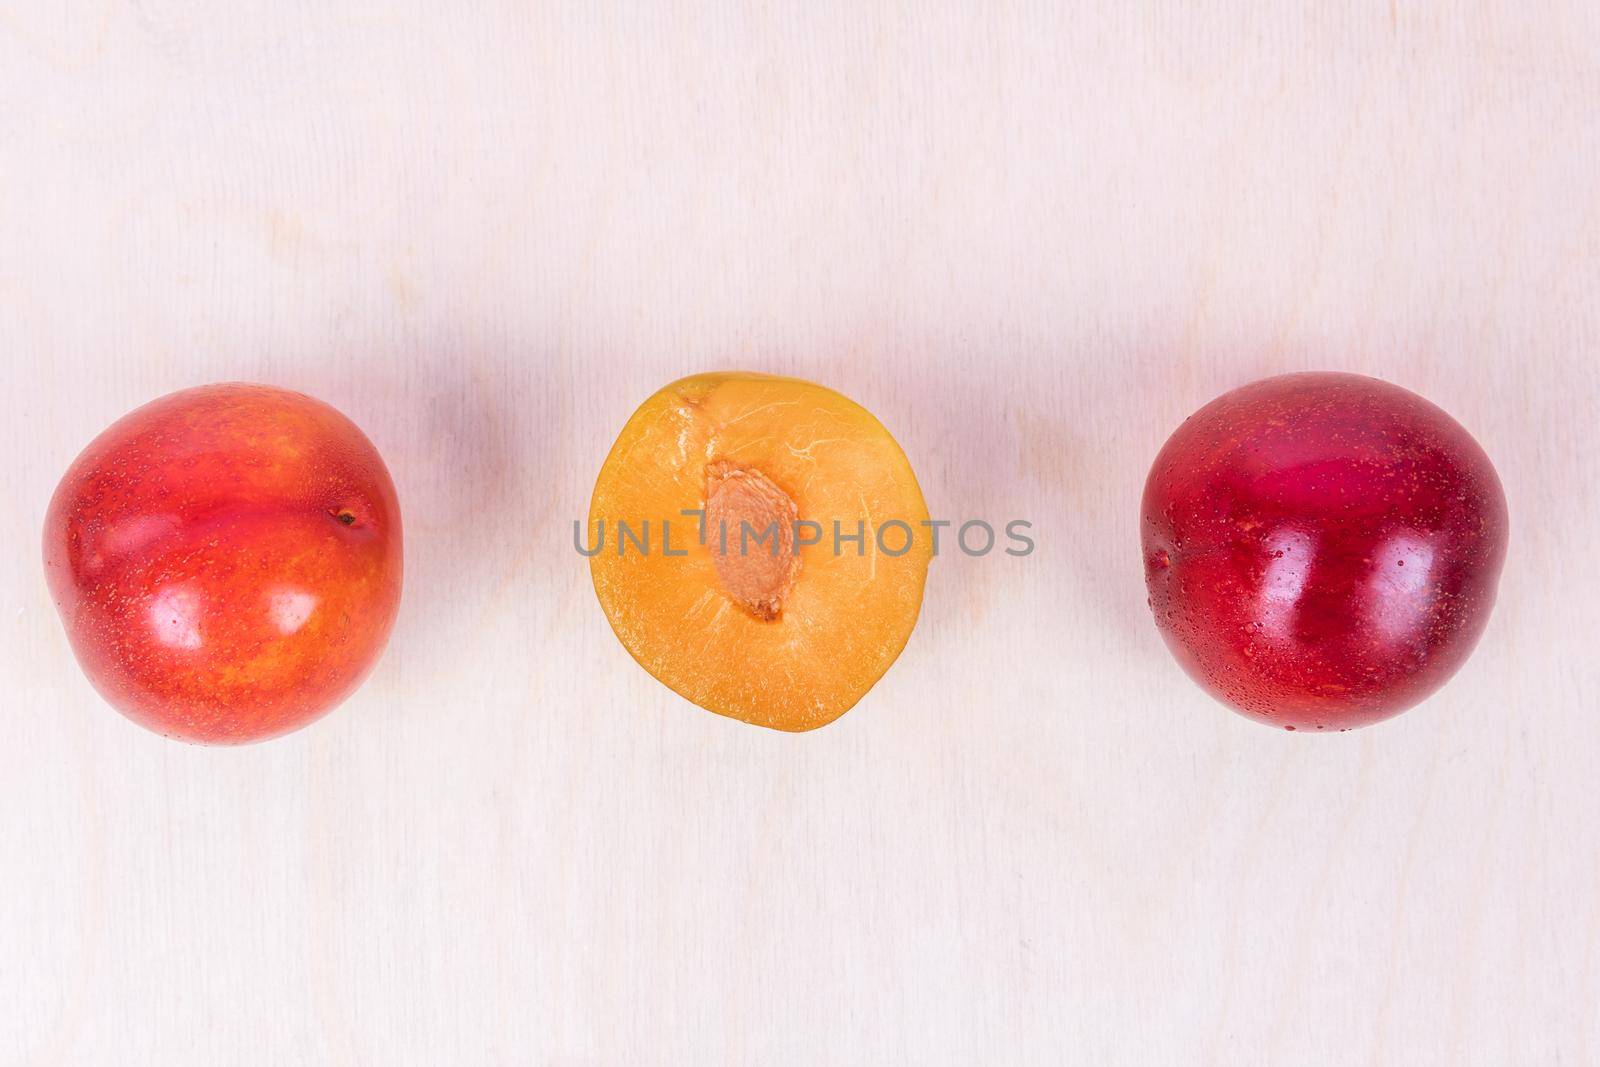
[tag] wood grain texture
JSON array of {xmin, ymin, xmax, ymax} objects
[{"xmin": 2, "ymin": 3, "xmax": 1598, "ymax": 1064}]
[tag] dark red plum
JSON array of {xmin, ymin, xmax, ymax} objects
[{"xmin": 1141, "ymin": 372, "xmax": 1508, "ymax": 731}]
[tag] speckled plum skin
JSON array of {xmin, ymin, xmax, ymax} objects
[
  {"xmin": 43, "ymin": 384, "xmax": 403, "ymax": 744},
  {"xmin": 1141, "ymin": 372, "xmax": 1507, "ymax": 731}
]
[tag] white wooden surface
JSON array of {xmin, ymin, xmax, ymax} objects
[{"xmin": 3, "ymin": 4, "xmax": 1599, "ymax": 1065}]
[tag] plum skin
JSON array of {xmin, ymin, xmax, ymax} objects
[
  {"xmin": 43, "ymin": 383, "xmax": 403, "ymax": 744},
  {"xmin": 1141, "ymin": 372, "xmax": 1508, "ymax": 731}
]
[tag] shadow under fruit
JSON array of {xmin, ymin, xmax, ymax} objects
[
  {"xmin": 1141, "ymin": 371, "xmax": 1509, "ymax": 731},
  {"xmin": 43, "ymin": 383, "xmax": 404, "ymax": 744}
]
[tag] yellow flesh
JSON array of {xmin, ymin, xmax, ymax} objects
[{"xmin": 589, "ymin": 372, "xmax": 932, "ymax": 731}]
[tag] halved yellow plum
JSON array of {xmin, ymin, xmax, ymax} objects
[{"xmin": 588, "ymin": 372, "xmax": 931, "ymax": 731}]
